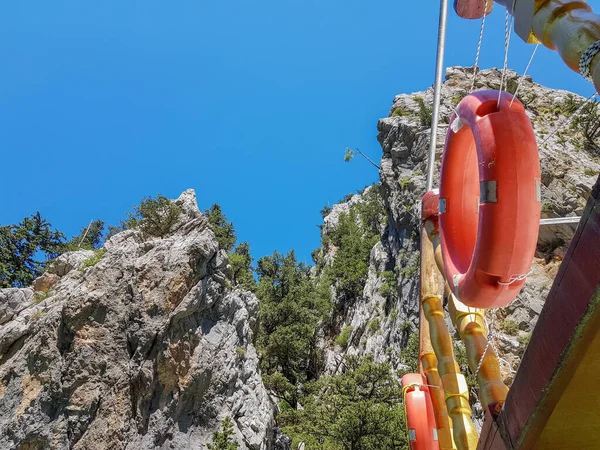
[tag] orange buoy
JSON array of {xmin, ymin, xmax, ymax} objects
[
  {"xmin": 439, "ymin": 90, "xmax": 541, "ymax": 309},
  {"xmin": 453, "ymin": 0, "xmax": 492, "ymax": 19},
  {"xmin": 402, "ymin": 373, "xmax": 440, "ymax": 450}
]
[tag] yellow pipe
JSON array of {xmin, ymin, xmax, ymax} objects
[
  {"xmin": 420, "ymin": 226, "xmax": 478, "ymax": 450},
  {"xmin": 423, "ymin": 218, "xmax": 510, "ymax": 411},
  {"xmin": 420, "ymin": 228, "xmax": 456, "ymax": 450},
  {"xmin": 425, "ymin": 218, "xmax": 508, "ymax": 409},
  {"xmin": 504, "ymin": 0, "xmax": 600, "ymax": 93},
  {"xmin": 447, "ymin": 289, "xmax": 509, "ymax": 410}
]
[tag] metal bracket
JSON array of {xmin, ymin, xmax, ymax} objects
[
  {"xmin": 439, "ymin": 198, "xmax": 447, "ymax": 213},
  {"xmin": 513, "ymin": 0, "xmax": 539, "ymax": 44},
  {"xmin": 480, "ymin": 181, "xmax": 498, "ymax": 203}
]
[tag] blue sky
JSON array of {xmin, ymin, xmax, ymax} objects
[{"xmin": 1, "ymin": 1, "xmax": 597, "ymax": 264}]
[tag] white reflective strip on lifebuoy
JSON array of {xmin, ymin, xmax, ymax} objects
[{"xmin": 409, "ymin": 429, "xmax": 417, "ymax": 441}]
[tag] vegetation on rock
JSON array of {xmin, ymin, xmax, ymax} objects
[
  {"xmin": 256, "ymin": 250, "xmax": 330, "ymax": 407},
  {"xmin": 123, "ymin": 194, "xmax": 182, "ymax": 238},
  {"xmin": 62, "ymin": 219, "xmax": 105, "ymax": 251},
  {"xmin": 205, "ymin": 204, "xmax": 237, "ymax": 251},
  {"xmin": 208, "ymin": 417, "xmax": 239, "ymax": 450},
  {"xmin": 280, "ymin": 356, "xmax": 408, "ymax": 450}
]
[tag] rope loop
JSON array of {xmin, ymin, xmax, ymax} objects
[
  {"xmin": 474, "ymin": 314, "xmax": 495, "ymax": 379},
  {"xmin": 497, "ymin": 268, "xmax": 533, "ymax": 286},
  {"xmin": 580, "ymin": 40, "xmax": 600, "ymax": 82}
]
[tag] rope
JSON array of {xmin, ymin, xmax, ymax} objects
[
  {"xmin": 497, "ymin": 10, "xmax": 513, "ymax": 107},
  {"xmin": 510, "ymin": 44, "xmax": 540, "ymax": 106},
  {"xmin": 78, "ymin": 220, "xmax": 93, "ymax": 249},
  {"xmin": 579, "ymin": 40, "xmax": 600, "ymax": 81},
  {"xmin": 498, "ymin": 357, "xmax": 517, "ymax": 374},
  {"xmin": 539, "ymin": 92, "xmax": 598, "ymax": 149},
  {"xmin": 497, "ymin": 268, "xmax": 533, "ymax": 286},
  {"xmin": 470, "ymin": 0, "xmax": 490, "ymax": 93},
  {"xmin": 474, "ymin": 314, "xmax": 496, "ymax": 379}
]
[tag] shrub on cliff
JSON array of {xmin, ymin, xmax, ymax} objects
[
  {"xmin": 208, "ymin": 417, "xmax": 239, "ymax": 450},
  {"xmin": 229, "ymin": 242, "xmax": 255, "ymax": 291},
  {"xmin": 322, "ymin": 186, "xmax": 385, "ymax": 300},
  {"xmin": 123, "ymin": 194, "xmax": 182, "ymax": 238},
  {"xmin": 205, "ymin": 204, "xmax": 236, "ymax": 251}
]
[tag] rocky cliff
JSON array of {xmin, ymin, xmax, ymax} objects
[
  {"xmin": 318, "ymin": 66, "xmax": 599, "ymax": 422},
  {"xmin": 0, "ymin": 190, "xmax": 277, "ymax": 450},
  {"xmin": 2, "ymin": 66, "xmax": 598, "ymax": 449}
]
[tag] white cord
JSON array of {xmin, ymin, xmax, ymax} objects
[
  {"xmin": 510, "ymin": 44, "xmax": 539, "ymax": 106},
  {"xmin": 497, "ymin": 10, "xmax": 513, "ymax": 107},
  {"xmin": 497, "ymin": 268, "xmax": 533, "ymax": 286},
  {"xmin": 470, "ymin": 0, "xmax": 490, "ymax": 93}
]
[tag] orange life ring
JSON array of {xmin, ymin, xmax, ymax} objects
[
  {"xmin": 453, "ymin": 0, "xmax": 492, "ymax": 19},
  {"xmin": 439, "ymin": 90, "xmax": 541, "ymax": 309},
  {"xmin": 402, "ymin": 373, "xmax": 440, "ymax": 450}
]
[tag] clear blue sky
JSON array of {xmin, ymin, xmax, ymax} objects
[{"xmin": 1, "ymin": 1, "xmax": 597, "ymax": 264}]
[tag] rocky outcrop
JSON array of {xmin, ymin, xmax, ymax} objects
[
  {"xmin": 0, "ymin": 190, "xmax": 276, "ymax": 450},
  {"xmin": 321, "ymin": 67, "xmax": 598, "ymax": 394}
]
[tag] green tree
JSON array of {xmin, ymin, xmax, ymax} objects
[
  {"xmin": 228, "ymin": 242, "xmax": 255, "ymax": 291},
  {"xmin": 207, "ymin": 417, "xmax": 239, "ymax": 450},
  {"xmin": 344, "ymin": 147, "xmax": 380, "ymax": 169},
  {"xmin": 256, "ymin": 250, "xmax": 330, "ymax": 407},
  {"xmin": 124, "ymin": 194, "xmax": 182, "ymax": 238},
  {"xmin": 326, "ymin": 210, "xmax": 379, "ymax": 299},
  {"xmin": 280, "ymin": 356, "xmax": 408, "ymax": 450},
  {"xmin": 322, "ymin": 186, "xmax": 385, "ymax": 301},
  {"xmin": 0, "ymin": 213, "xmax": 65, "ymax": 288},
  {"xmin": 105, "ymin": 224, "xmax": 126, "ymax": 240},
  {"xmin": 63, "ymin": 219, "xmax": 105, "ymax": 251},
  {"xmin": 205, "ymin": 204, "xmax": 236, "ymax": 251}
]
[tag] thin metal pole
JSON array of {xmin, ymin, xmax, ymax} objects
[
  {"xmin": 540, "ymin": 217, "xmax": 581, "ymax": 226},
  {"xmin": 78, "ymin": 220, "xmax": 93, "ymax": 248},
  {"xmin": 426, "ymin": 0, "xmax": 449, "ymax": 192},
  {"xmin": 355, "ymin": 148, "xmax": 381, "ymax": 170}
]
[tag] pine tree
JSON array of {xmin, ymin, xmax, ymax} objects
[
  {"xmin": 280, "ymin": 356, "xmax": 408, "ymax": 450},
  {"xmin": 123, "ymin": 195, "xmax": 182, "ymax": 238},
  {"xmin": 207, "ymin": 417, "xmax": 239, "ymax": 450},
  {"xmin": 0, "ymin": 213, "xmax": 65, "ymax": 288},
  {"xmin": 63, "ymin": 219, "xmax": 105, "ymax": 250},
  {"xmin": 228, "ymin": 242, "xmax": 255, "ymax": 291},
  {"xmin": 256, "ymin": 250, "xmax": 331, "ymax": 407},
  {"xmin": 205, "ymin": 204, "xmax": 236, "ymax": 251}
]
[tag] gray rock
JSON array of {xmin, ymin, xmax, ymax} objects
[
  {"xmin": 0, "ymin": 288, "xmax": 34, "ymax": 325},
  {"xmin": 46, "ymin": 250, "xmax": 96, "ymax": 277},
  {"xmin": 0, "ymin": 190, "xmax": 276, "ymax": 450},
  {"xmin": 320, "ymin": 67, "xmax": 598, "ymax": 412}
]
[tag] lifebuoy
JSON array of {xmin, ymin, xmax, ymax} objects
[
  {"xmin": 439, "ymin": 90, "xmax": 541, "ymax": 309},
  {"xmin": 402, "ymin": 373, "xmax": 440, "ymax": 450},
  {"xmin": 453, "ymin": 0, "xmax": 492, "ymax": 19}
]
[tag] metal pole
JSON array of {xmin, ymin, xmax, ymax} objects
[
  {"xmin": 540, "ymin": 217, "xmax": 581, "ymax": 226},
  {"xmin": 426, "ymin": 0, "xmax": 449, "ymax": 192}
]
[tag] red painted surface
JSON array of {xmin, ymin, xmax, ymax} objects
[
  {"xmin": 402, "ymin": 374, "xmax": 440, "ymax": 450},
  {"xmin": 477, "ymin": 411, "xmax": 507, "ymax": 450},
  {"xmin": 454, "ymin": 0, "xmax": 491, "ymax": 19},
  {"xmin": 477, "ymin": 176, "xmax": 600, "ymax": 448},
  {"xmin": 439, "ymin": 91, "xmax": 541, "ymax": 308}
]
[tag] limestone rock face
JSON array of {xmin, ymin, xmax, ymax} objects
[
  {"xmin": 0, "ymin": 190, "xmax": 275, "ymax": 450},
  {"xmin": 320, "ymin": 67, "xmax": 598, "ymax": 422}
]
